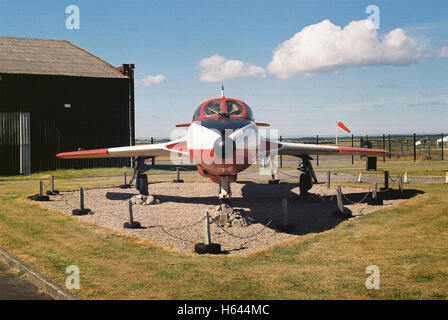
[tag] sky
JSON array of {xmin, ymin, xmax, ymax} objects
[{"xmin": 1, "ymin": 0, "xmax": 447, "ymax": 138}]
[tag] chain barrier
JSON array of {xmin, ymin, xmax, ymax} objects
[
  {"xmin": 212, "ymin": 218, "xmax": 273, "ymax": 240},
  {"xmin": 341, "ymin": 189, "xmax": 371, "ymax": 205},
  {"xmin": 277, "ymin": 170, "xmax": 301, "ymax": 178}
]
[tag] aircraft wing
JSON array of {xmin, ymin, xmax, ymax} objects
[
  {"xmin": 56, "ymin": 137, "xmax": 188, "ymax": 159},
  {"xmin": 260, "ymin": 139, "xmax": 388, "ymax": 156},
  {"xmin": 278, "ymin": 141, "xmax": 388, "ymax": 156}
]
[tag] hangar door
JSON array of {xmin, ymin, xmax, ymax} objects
[{"xmin": 0, "ymin": 112, "xmax": 31, "ymax": 176}]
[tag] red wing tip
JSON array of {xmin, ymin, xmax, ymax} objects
[{"xmin": 57, "ymin": 148, "xmax": 109, "ymax": 159}]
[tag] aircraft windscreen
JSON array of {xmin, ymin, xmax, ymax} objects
[
  {"xmin": 225, "ymin": 100, "xmax": 243, "ymax": 116},
  {"xmin": 204, "ymin": 100, "xmax": 222, "ymax": 116}
]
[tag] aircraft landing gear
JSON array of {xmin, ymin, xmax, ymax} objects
[
  {"xmin": 298, "ymin": 156, "xmax": 318, "ymax": 196},
  {"xmin": 130, "ymin": 157, "xmax": 151, "ymax": 195},
  {"xmin": 215, "ymin": 176, "xmax": 248, "ymax": 227}
]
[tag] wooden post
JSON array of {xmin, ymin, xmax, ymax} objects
[
  {"xmin": 50, "ymin": 176, "xmax": 54, "ymax": 192},
  {"xmin": 327, "ymin": 171, "xmax": 331, "ymax": 189}
]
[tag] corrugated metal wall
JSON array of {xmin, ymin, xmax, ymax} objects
[
  {"xmin": 0, "ymin": 112, "xmax": 20, "ymax": 175},
  {"xmin": 0, "ymin": 74, "xmax": 132, "ymax": 176}
]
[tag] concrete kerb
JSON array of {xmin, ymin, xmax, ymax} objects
[{"xmin": 0, "ymin": 246, "xmax": 80, "ymax": 300}]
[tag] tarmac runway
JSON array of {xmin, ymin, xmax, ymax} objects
[{"xmin": 0, "ymin": 261, "xmax": 51, "ymax": 300}]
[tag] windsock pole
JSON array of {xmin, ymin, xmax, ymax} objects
[{"xmin": 335, "ymin": 123, "xmax": 338, "ymax": 145}]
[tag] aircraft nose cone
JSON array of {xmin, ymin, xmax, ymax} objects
[{"xmin": 213, "ymin": 135, "xmax": 236, "ymax": 159}]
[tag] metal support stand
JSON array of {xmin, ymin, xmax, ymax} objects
[
  {"xmin": 398, "ymin": 174, "xmax": 403, "ymax": 194},
  {"xmin": 381, "ymin": 171, "xmax": 389, "ymax": 190},
  {"xmin": 29, "ymin": 180, "xmax": 50, "ymax": 201},
  {"xmin": 172, "ymin": 167, "xmax": 184, "ymax": 183},
  {"xmin": 123, "ymin": 200, "xmax": 141, "ymax": 229},
  {"xmin": 46, "ymin": 176, "xmax": 59, "ymax": 195},
  {"xmin": 119, "ymin": 172, "xmax": 131, "ymax": 189},
  {"xmin": 194, "ymin": 212, "xmax": 221, "ymax": 254},
  {"xmin": 368, "ymin": 182, "xmax": 383, "ymax": 205},
  {"xmin": 72, "ymin": 187, "xmax": 91, "ymax": 215},
  {"xmin": 332, "ymin": 186, "xmax": 351, "ymax": 218}
]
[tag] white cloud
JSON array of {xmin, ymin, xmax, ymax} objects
[
  {"xmin": 137, "ymin": 74, "xmax": 166, "ymax": 87},
  {"xmin": 268, "ymin": 19, "xmax": 424, "ymax": 78},
  {"xmin": 198, "ymin": 54, "xmax": 266, "ymax": 82},
  {"xmin": 440, "ymin": 46, "xmax": 448, "ymax": 58}
]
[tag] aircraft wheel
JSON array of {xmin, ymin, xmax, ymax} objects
[
  {"xmin": 139, "ymin": 174, "xmax": 149, "ymax": 195},
  {"xmin": 299, "ymin": 173, "xmax": 312, "ymax": 195},
  {"xmin": 194, "ymin": 243, "xmax": 221, "ymax": 255}
]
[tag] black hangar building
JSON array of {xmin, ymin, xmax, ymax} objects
[{"xmin": 0, "ymin": 36, "xmax": 135, "ymax": 175}]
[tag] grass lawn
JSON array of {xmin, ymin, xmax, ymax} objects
[{"xmin": 0, "ymin": 174, "xmax": 447, "ymax": 299}]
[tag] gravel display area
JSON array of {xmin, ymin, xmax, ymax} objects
[{"xmin": 39, "ymin": 181, "xmax": 406, "ymax": 256}]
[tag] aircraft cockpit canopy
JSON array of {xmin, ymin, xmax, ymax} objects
[{"xmin": 192, "ymin": 98, "xmax": 254, "ymax": 121}]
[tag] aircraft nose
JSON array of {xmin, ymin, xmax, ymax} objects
[{"xmin": 213, "ymin": 134, "xmax": 236, "ymax": 159}]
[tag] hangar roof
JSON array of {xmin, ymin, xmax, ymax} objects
[{"xmin": 0, "ymin": 36, "xmax": 127, "ymax": 79}]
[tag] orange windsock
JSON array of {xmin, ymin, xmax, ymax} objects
[{"xmin": 337, "ymin": 122, "xmax": 351, "ymax": 133}]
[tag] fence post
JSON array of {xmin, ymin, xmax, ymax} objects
[
  {"xmin": 327, "ymin": 171, "xmax": 331, "ymax": 189},
  {"xmin": 351, "ymin": 134, "xmax": 354, "ymax": 165},
  {"xmin": 413, "ymin": 133, "xmax": 416, "ymax": 162},
  {"xmin": 388, "ymin": 134, "xmax": 391, "ymax": 159},
  {"xmin": 316, "ymin": 135, "xmax": 319, "ymax": 167},
  {"xmin": 382, "ymin": 134, "xmax": 386, "ymax": 163},
  {"xmin": 279, "ymin": 136, "xmax": 283, "ymax": 168},
  {"xmin": 441, "ymin": 133, "xmax": 444, "ymax": 161}
]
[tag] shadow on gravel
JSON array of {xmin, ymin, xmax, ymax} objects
[
  {"xmin": 105, "ymin": 192, "xmax": 135, "ymax": 200},
  {"xmin": 112, "ymin": 181, "xmax": 424, "ymax": 241}
]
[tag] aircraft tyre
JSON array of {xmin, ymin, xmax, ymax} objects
[{"xmin": 139, "ymin": 174, "xmax": 149, "ymax": 195}]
